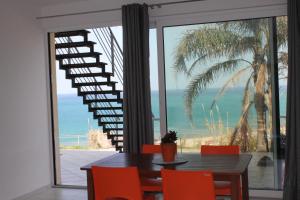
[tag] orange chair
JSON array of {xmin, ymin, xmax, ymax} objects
[
  {"xmin": 201, "ymin": 145, "xmax": 241, "ymax": 199},
  {"xmin": 141, "ymin": 144, "xmax": 162, "ymax": 192},
  {"xmin": 91, "ymin": 166, "xmax": 154, "ymax": 200},
  {"xmin": 161, "ymin": 169, "xmax": 216, "ymax": 200}
]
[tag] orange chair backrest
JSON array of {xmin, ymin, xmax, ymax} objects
[
  {"xmin": 201, "ymin": 145, "xmax": 240, "ymax": 155},
  {"xmin": 161, "ymin": 169, "xmax": 215, "ymax": 200},
  {"xmin": 92, "ymin": 166, "xmax": 143, "ymax": 200},
  {"xmin": 142, "ymin": 144, "xmax": 161, "ymax": 154}
]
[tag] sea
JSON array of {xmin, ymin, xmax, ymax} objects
[{"xmin": 58, "ymin": 88, "xmax": 287, "ymax": 146}]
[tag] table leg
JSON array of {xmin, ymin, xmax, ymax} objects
[
  {"xmin": 230, "ymin": 175, "xmax": 240, "ymax": 200},
  {"xmin": 87, "ymin": 170, "xmax": 95, "ymax": 200},
  {"xmin": 242, "ymin": 168, "xmax": 249, "ymax": 200}
]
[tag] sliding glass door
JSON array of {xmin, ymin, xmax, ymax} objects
[{"xmin": 161, "ymin": 16, "xmax": 287, "ymax": 190}]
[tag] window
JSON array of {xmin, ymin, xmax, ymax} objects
[
  {"xmin": 50, "ymin": 26, "xmax": 161, "ymax": 186},
  {"xmin": 162, "ymin": 16, "xmax": 287, "ymax": 190},
  {"xmin": 50, "ymin": 26, "xmax": 123, "ymax": 186}
]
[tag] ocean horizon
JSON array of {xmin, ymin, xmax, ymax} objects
[{"xmin": 57, "ymin": 87, "xmax": 287, "ymax": 146}]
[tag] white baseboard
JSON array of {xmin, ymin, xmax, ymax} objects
[
  {"xmin": 250, "ymin": 189, "xmax": 283, "ymax": 199},
  {"xmin": 12, "ymin": 185, "xmax": 51, "ymax": 200}
]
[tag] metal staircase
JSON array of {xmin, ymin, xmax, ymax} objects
[{"xmin": 55, "ymin": 29, "xmax": 124, "ymax": 152}]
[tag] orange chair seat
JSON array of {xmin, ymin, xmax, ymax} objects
[{"xmin": 141, "ymin": 178, "xmax": 162, "ymax": 192}]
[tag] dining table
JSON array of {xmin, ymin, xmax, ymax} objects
[{"xmin": 81, "ymin": 153, "xmax": 252, "ymax": 200}]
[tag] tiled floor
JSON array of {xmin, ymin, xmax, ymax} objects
[
  {"xmin": 60, "ymin": 149, "xmax": 117, "ymax": 185},
  {"xmin": 16, "ymin": 187, "xmax": 281, "ymax": 200}
]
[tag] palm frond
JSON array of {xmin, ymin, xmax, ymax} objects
[
  {"xmin": 278, "ymin": 51, "xmax": 288, "ymax": 80},
  {"xmin": 174, "ymin": 54, "xmax": 189, "ymax": 75},
  {"xmin": 228, "ymin": 37, "xmax": 256, "ymax": 59},
  {"xmin": 278, "ymin": 51, "xmax": 288, "ymax": 66},
  {"xmin": 184, "ymin": 59, "xmax": 244, "ymax": 119},
  {"xmin": 186, "ymin": 55, "xmax": 207, "ymax": 76},
  {"xmin": 210, "ymin": 66, "xmax": 251, "ymax": 109},
  {"xmin": 276, "ymin": 16, "xmax": 288, "ymax": 49},
  {"xmin": 173, "ymin": 27, "xmax": 254, "ymax": 75},
  {"xmin": 223, "ymin": 19, "xmax": 268, "ymax": 37}
]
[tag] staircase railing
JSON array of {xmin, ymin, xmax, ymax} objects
[
  {"xmin": 91, "ymin": 28, "xmax": 123, "ymax": 86},
  {"xmin": 91, "ymin": 27, "xmax": 156, "ymax": 135}
]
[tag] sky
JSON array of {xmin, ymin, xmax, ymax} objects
[
  {"xmin": 55, "ymin": 24, "xmax": 239, "ymax": 94},
  {"xmin": 56, "ymin": 20, "xmax": 288, "ymax": 94}
]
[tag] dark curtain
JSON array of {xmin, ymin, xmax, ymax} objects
[
  {"xmin": 122, "ymin": 4, "xmax": 154, "ymax": 153},
  {"xmin": 283, "ymin": 0, "xmax": 300, "ymax": 199}
]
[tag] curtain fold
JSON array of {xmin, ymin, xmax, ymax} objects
[
  {"xmin": 283, "ymin": 0, "xmax": 300, "ymax": 199},
  {"xmin": 122, "ymin": 3, "xmax": 154, "ymax": 153}
]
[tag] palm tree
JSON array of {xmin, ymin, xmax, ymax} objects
[{"xmin": 174, "ymin": 17, "xmax": 287, "ymax": 152}]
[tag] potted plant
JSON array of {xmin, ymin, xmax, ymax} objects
[{"xmin": 161, "ymin": 130, "xmax": 178, "ymax": 162}]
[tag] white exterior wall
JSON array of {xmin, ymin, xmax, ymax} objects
[{"xmin": 0, "ymin": 2, "xmax": 51, "ymax": 200}]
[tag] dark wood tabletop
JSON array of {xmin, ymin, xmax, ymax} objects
[{"xmin": 81, "ymin": 153, "xmax": 252, "ymax": 200}]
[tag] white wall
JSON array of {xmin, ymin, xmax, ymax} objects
[{"xmin": 0, "ymin": 2, "xmax": 51, "ymax": 200}]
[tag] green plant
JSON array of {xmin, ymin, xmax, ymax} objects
[{"xmin": 161, "ymin": 130, "xmax": 178, "ymax": 144}]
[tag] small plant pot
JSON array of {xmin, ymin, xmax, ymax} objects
[{"xmin": 161, "ymin": 143, "xmax": 177, "ymax": 162}]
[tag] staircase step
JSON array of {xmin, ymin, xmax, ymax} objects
[
  {"xmin": 73, "ymin": 81, "xmax": 117, "ymax": 87},
  {"xmin": 93, "ymin": 115, "xmax": 123, "ymax": 120},
  {"xmin": 78, "ymin": 90, "xmax": 121, "ymax": 96},
  {"xmin": 56, "ymin": 52, "xmax": 101, "ymax": 60},
  {"xmin": 116, "ymin": 147, "xmax": 123, "ymax": 152},
  {"xmin": 113, "ymin": 139, "xmax": 123, "ymax": 142},
  {"xmin": 100, "ymin": 114, "xmax": 123, "ymax": 118},
  {"xmin": 93, "ymin": 113, "xmax": 123, "ymax": 119},
  {"xmin": 108, "ymin": 134, "xmax": 123, "ymax": 138},
  {"xmin": 55, "ymin": 30, "xmax": 90, "ymax": 38},
  {"xmin": 110, "ymin": 134, "xmax": 123, "ymax": 137},
  {"xmin": 83, "ymin": 98, "xmax": 122, "ymax": 104},
  {"xmin": 113, "ymin": 140, "xmax": 123, "ymax": 142},
  {"xmin": 66, "ymin": 72, "xmax": 112, "ymax": 78},
  {"xmin": 106, "ymin": 129, "xmax": 123, "ymax": 133},
  {"xmin": 89, "ymin": 106, "xmax": 123, "ymax": 112},
  {"xmin": 98, "ymin": 119, "xmax": 123, "ymax": 126},
  {"xmin": 61, "ymin": 62, "xmax": 106, "ymax": 69},
  {"xmin": 99, "ymin": 121, "xmax": 123, "ymax": 125},
  {"xmin": 112, "ymin": 139, "xmax": 123, "ymax": 144},
  {"xmin": 55, "ymin": 41, "xmax": 96, "ymax": 49}
]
